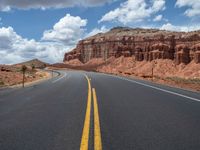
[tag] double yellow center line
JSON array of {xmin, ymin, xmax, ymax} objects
[{"xmin": 80, "ymin": 75, "xmax": 102, "ymax": 150}]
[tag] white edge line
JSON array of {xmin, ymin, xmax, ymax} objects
[
  {"xmin": 52, "ymin": 73, "xmax": 67, "ymax": 83},
  {"xmin": 104, "ymin": 74, "xmax": 200, "ymax": 102}
]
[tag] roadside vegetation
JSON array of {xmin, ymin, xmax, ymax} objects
[
  {"xmin": 0, "ymin": 79, "xmax": 4, "ymax": 86},
  {"xmin": 165, "ymin": 77, "xmax": 200, "ymax": 84},
  {"xmin": 148, "ymin": 76, "xmax": 200, "ymax": 91},
  {"xmin": 0, "ymin": 59, "xmax": 49, "ymax": 87}
]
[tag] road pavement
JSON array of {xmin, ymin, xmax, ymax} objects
[{"xmin": 0, "ymin": 70, "xmax": 200, "ymax": 150}]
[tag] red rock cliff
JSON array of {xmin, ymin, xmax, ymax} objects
[{"xmin": 63, "ymin": 27, "xmax": 200, "ymax": 65}]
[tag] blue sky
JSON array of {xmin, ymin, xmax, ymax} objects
[
  {"xmin": 0, "ymin": 0, "xmax": 199, "ymax": 64},
  {"xmin": 0, "ymin": 1, "xmax": 121, "ymax": 40}
]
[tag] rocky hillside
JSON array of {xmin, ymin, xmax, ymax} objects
[
  {"xmin": 0, "ymin": 59, "xmax": 49, "ymax": 87},
  {"xmin": 16, "ymin": 59, "xmax": 49, "ymax": 69},
  {"xmin": 64, "ymin": 27, "xmax": 200, "ymax": 64}
]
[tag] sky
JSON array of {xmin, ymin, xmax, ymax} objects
[{"xmin": 0, "ymin": 0, "xmax": 200, "ymax": 64}]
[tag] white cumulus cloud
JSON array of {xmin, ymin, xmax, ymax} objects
[
  {"xmin": 0, "ymin": 14, "xmax": 90, "ymax": 64},
  {"xmin": 160, "ymin": 23, "xmax": 200, "ymax": 32},
  {"xmin": 42, "ymin": 14, "xmax": 87, "ymax": 45},
  {"xmin": 176, "ymin": 0, "xmax": 200, "ymax": 17},
  {"xmin": 153, "ymin": 14, "xmax": 163, "ymax": 21},
  {"xmin": 99, "ymin": 0, "xmax": 166, "ymax": 24},
  {"xmin": 0, "ymin": 26, "xmax": 71, "ymax": 64}
]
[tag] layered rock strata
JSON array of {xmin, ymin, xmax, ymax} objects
[{"xmin": 64, "ymin": 27, "xmax": 200, "ymax": 65}]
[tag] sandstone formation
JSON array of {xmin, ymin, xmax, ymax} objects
[{"xmin": 64, "ymin": 27, "xmax": 200, "ymax": 65}]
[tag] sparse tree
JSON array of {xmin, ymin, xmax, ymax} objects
[
  {"xmin": 152, "ymin": 60, "xmax": 157, "ymax": 81},
  {"xmin": 31, "ymin": 64, "xmax": 35, "ymax": 71},
  {"xmin": 21, "ymin": 65, "xmax": 27, "ymax": 88}
]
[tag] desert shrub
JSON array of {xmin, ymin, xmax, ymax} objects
[
  {"xmin": 166, "ymin": 77, "xmax": 200, "ymax": 84},
  {"xmin": 0, "ymin": 80, "xmax": 4, "ymax": 86}
]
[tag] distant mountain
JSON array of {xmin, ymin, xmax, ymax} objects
[{"xmin": 15, "ymin": 59, "xmax": 49, "ymax": 69}]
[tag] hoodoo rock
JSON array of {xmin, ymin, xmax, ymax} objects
[
  {"xmin": 175, "ymin": 44, "xmax": 190, "ymax": 65},
  {"xmin": 192, "ymin": 43, "xmax": 200, "ymax": 63},
  {"xmin": 64, "ymin": 27, "xmax": 200, "ymax": 65}
]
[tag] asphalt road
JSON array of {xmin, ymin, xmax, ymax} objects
[{"xmin": 0, "ymin": 70, "xmax": 200, "ymax": 150}]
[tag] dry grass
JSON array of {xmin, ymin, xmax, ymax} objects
[{"xmin": 165, "ymin": 77, "xmax": 200, "ymax": 84}]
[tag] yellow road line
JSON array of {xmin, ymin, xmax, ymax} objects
[
  {"xmin": 92, "ymin": 88, "xmax": 103, "ymax": 150},
  {"xmin": 80, "ymin": 75, "xmax": 92, "ymax": 150}
]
